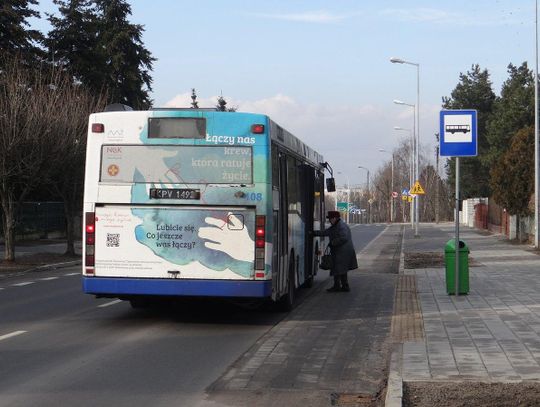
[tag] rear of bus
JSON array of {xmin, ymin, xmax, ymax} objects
[{"xmin": 82, "ymin": 109, "xmax": 272, "ymax": 303}]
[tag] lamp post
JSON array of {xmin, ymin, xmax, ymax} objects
[
  {"xmin": 393, "ymin": 100, "xmax": 416, "ymax": 230},
  {"xmin": 379, "ymin": 149, "xmax": 394, "ymax": 222},
  {"xmin": 337, "ymin": 171, "xmax": 350, "ymax": 224},
  {"xmin": 391, "ymin": 57, "xmax": 420, "ymax": 237},
  {"xmin": 394, "ymin": 126, "xmax": 414, "ymax": 226},
  {"xmin": 534, "ymin": 0, "xmax": 540, "ymax": 249},
  {"xmin": 358, "ymin": 166, "xmax": 370, "ymax": 223}
]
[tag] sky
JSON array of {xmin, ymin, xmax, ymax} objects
[{"xmin": 30, "ymin": 0, "xmax": 537, "ymax": 190}]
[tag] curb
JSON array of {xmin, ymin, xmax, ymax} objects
[
  {"xmin": 27, "ymin": 260, "xmax": 81, "ymax": 273},
  {"xmin": 385, "ymin": 226, "xmax": 406, "ymax": 407},
  {"xmin": 385, "ymin": 344, "xmax": 403, "ymax": 407}
]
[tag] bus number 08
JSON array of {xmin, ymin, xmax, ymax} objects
[{"xmin": 246, "ymin": 193, "xmax": 263, "ymax": 201}]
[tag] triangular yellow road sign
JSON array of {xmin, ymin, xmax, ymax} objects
[{"xmin": 410, "ymin": 180, "xmax": 425, "ymax": 195}]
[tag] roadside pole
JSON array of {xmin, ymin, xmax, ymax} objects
[
  {"xmin": 455, "ymin": 157, "xmax": 460, "ymax": 296},
  {"xmin": 440, "ymin": 109, "xmax": 477, "ymax": 297}
]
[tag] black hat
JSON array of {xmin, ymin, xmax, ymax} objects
[{"xmin": 326, "ymin": 211, "xmax": 341, "ymax": 219}]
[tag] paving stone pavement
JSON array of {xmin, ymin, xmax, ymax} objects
[{"xmin": 402, "ymin": 223, "xmax": 540, "ymax": 383}]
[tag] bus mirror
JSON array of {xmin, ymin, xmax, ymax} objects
[{"xmin": 326, "ymin": 178, "xmax": 336, "ymax": 192}]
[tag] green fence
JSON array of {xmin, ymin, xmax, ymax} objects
[{"xmin": 0, "ymin": 202, "xmax": 71, "ymax": 239}]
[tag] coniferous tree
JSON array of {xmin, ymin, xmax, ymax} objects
[
  {"xmin": 191, "ymin": 88, "xmax": 199, "ymax": 108},
  {"xmin": 216, "ymin": 95, "xmax": 227, "ymax": 111},
  {"xmin": 46, "ymin": 0, "xmax": 102, "ymax": 88},
  {"xmin": 94, "ymin": 0, "xmax": 155, "ymax": 109},
  {"xmin": 442, "ymin": 64, "xmax": 495, "ymax": 198},
  {"xmin": 491, "ymin": 126, "xmax": 534, "ymax": 216},
  {"xmin": 485, "ymin": 62, "xmax": 535, "ymax": 167},
  {"xmin": 0, "ymin": 0, "xmax": 44, "ymax": 65}
]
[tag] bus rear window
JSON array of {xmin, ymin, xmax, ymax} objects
[
  {"xmin": 148, "ymin": 117, "xmax": 206, "ymax": 139},
  {"xmin": 100, "ymin": 145, "xmax": 252, "ymax": 184}
]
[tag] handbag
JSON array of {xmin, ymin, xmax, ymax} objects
[{"xmin": 319, "ymin": 246, "xmax": 332, "ymax": 270}]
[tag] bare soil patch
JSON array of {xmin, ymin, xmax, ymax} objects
[
  {"xmin": 404, "ymin": 382, "xmax": 540, "ymax": 407},
  {"xmin": 404, "ymin": 252, "xmax": 445, "ymax": 268},
  {"xmin": 0, "ymin": 252, "xmax": 80, "ymax": 274},
  {"xmin": 404, "ymin": 252, "xmax": 479, "ymax": 269}
]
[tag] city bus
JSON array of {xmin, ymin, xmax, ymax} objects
[{"xmin": 82, "ymin": 106, "xmax": 333, "ymax": 310}]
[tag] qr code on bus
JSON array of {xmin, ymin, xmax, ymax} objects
[{"xmin": 106, "ymin": 233, "xmax": 120, "ymax": 247}]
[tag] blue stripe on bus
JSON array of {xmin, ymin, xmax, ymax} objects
[{"xmin": 82, "ymin": 277, "xmax": 272, "ymax": 298}]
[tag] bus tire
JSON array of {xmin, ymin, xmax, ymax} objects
[{"xmin": 278, "ymin": 257, "xmax": 296, "ymax": 312}]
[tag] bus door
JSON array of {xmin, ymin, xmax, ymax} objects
[
  {"xmin": 301, "ymin": 164, "xmax": 315, "ymax": 281},
  {"xmin": 273, "ymin": 151, "xmax": 289, "ymax": 298}
]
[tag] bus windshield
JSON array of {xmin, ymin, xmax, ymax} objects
[{"xmin": 100, "ymin": 145, "xmax": 253, "ymax": 184}]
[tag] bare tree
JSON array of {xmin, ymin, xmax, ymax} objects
[
  {"xmin": 0, "ymin": 56, "xmax": 104, "ymax": 260},
  {"xmin": 49, "ymin": 84, "xmax": 106, "ymax": 255}
]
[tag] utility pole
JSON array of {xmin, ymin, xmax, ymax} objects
[{"xmin": 435, "ymin": 134, "xmax": 440, "ymax": 224}]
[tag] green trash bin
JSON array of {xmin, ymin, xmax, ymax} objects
[{"xmin": 444, "ymin": 239, "xmax": 470, "ymax": 295}]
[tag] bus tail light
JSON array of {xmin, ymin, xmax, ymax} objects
[
  {"xmin": 85, "ymin": 212, "xmax": 95, "ymax": 274},
  {"xmin": 254, "ymin": 215, "xmax": 266, "ymax": 273},
  {"xmin": 251, "ymin": 124, "xmax": 265, "ymax": 134},
  {"xmin": 92, "ymin": 123, "xmax": 104, "ymax": 133}
]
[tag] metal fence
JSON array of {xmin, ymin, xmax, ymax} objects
[{"xmin": 0, "ymin": 202, "xmax": 71, "ymax": 240}]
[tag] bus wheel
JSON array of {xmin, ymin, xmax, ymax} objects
[{"xmin": 278, "ymin": 257, "xmax": 296, "ymax": 312}]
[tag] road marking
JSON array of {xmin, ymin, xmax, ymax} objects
[
  {"xmin": 64, "ymin": 272, "xmax": 79, "ymax": 276},
  {"xmin": 12, "ymin": 282, "xmax": 34, "ymax": 287},
  {"xmin": 0, "ymin": 331, "xmax": 27, "ymax": 341},
  {"xmin": 98, "ymin": 299, "xmax": 122, "ymax": 308},
  {"xmin": 39, "ymin": 277, "xmax": 59, "ymax": 281}
]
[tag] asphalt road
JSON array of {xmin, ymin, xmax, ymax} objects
[{"xmin": 0, "ymin": 223, "xmax": 391, "ymax": 407}]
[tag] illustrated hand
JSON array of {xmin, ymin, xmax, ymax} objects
[{"xmin": 198, "ymin": 213, "xmax": 254, "ymax": 262}]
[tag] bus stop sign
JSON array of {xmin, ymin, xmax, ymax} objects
[{"xmin": 439, "ymin": 110, "xmax": 478, "ymax": 157}]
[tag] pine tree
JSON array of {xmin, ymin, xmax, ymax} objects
[
  {"xmin": 46, "ymin": 0, "xmax": 102, "ymax": 88},
  {"xmin": 0, "ymin": 0, "xmax": 44, "ymax": 65},
  {"xmin": 191, "ymin": 88, "xmax": 199, "ymax": 108},
  {"xmin": 216, "ymin": 95, "xmax": 227, "ymax": 111},
  {"xmin": 485, "ymin": 62, "xmax": 535, "ymax": 167},
  {"xmin": 94, "ymin": 0, "xmax": 155, "ymax": 109},
  {"xmin": 491, "ymin": 126, "xmax": 534, "ymax": 216}
]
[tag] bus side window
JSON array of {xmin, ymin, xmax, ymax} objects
[{"xmin": 287, "ymin": 156, "xmax": 298, "ymax": 212}]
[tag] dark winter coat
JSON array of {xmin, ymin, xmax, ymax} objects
[{"xmin": 314, "ymin": 219, "xmax": 358, "ymax": 276}]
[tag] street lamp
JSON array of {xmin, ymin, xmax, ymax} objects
[
  {"xmin": 391, "ymin": 56, "xmax": 420, "ymax": 237},
  {"xmin": 337, "ymin": 171, "xmax": 350, "ymax": 224},
  {"xmin": 394, "ymin": 126, "xmax": 414, "ymax": 227},
  {"xmin": 393, "ymin": 100, "xmax": 417, "ymax": 230},
  {"xmin": 358, "ymin": 166, "xmax": 370, "ymax": 223},
  {"xmin": 526, "ymin": 2, "xmax": 539, "ymax": 246},
  {"xmin": 379, "ymin": 149, "xmax": 394, "ymax": 222}
]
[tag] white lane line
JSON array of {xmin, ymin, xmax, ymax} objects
[
  {"xmin": 64, "ymin": 272, "xmax": 79, "ymax": 276},
  {"xmin": 12, "ymin": 282, "xmax": 34, "ymax": 287},
  {"xmin": 98, "ymin": 299, "xmax": 123, "ymax": 308},
  {"xmin": 39, "ymin": 277, "xmax": 59, "ymax": 281},
  {"xmin": 0, "ymin": 331, "xmax": 27, "ymax": 341}
]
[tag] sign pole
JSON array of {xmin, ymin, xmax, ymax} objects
[{"xmin": 455, "ymin": 157, "xmax": 460, "ymax": 296}]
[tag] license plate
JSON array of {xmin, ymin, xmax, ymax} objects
[{"xmin": 149, "ymin": 188, "xmax": 201, "ymax": 200}]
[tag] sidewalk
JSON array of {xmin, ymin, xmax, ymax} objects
[
  {"xmin": 394, "ymin": 222, "xmax": 540, "ymax": 405},
  {"xmin": 0, "ymin": 240, "xmax": 81, "ymax": 275}
]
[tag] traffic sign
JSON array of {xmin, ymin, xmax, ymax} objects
[
  {"xmin": 337, "ymin": 202, "xmax": 348, "ymax": 211},
  {"xmin": 392, "ymin": 191, "xmax": 398, "ymax": 198},
  {"xmin": 439, "ymin": 110, "xmax": 478, "ymax": 157},
  {"xmin": 402, "ymin": 188, "xmax": 409, "ymax": 196},
  {"xmin": 410, "ymin": 180, "xmax": 425, "ymax": 195}
]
